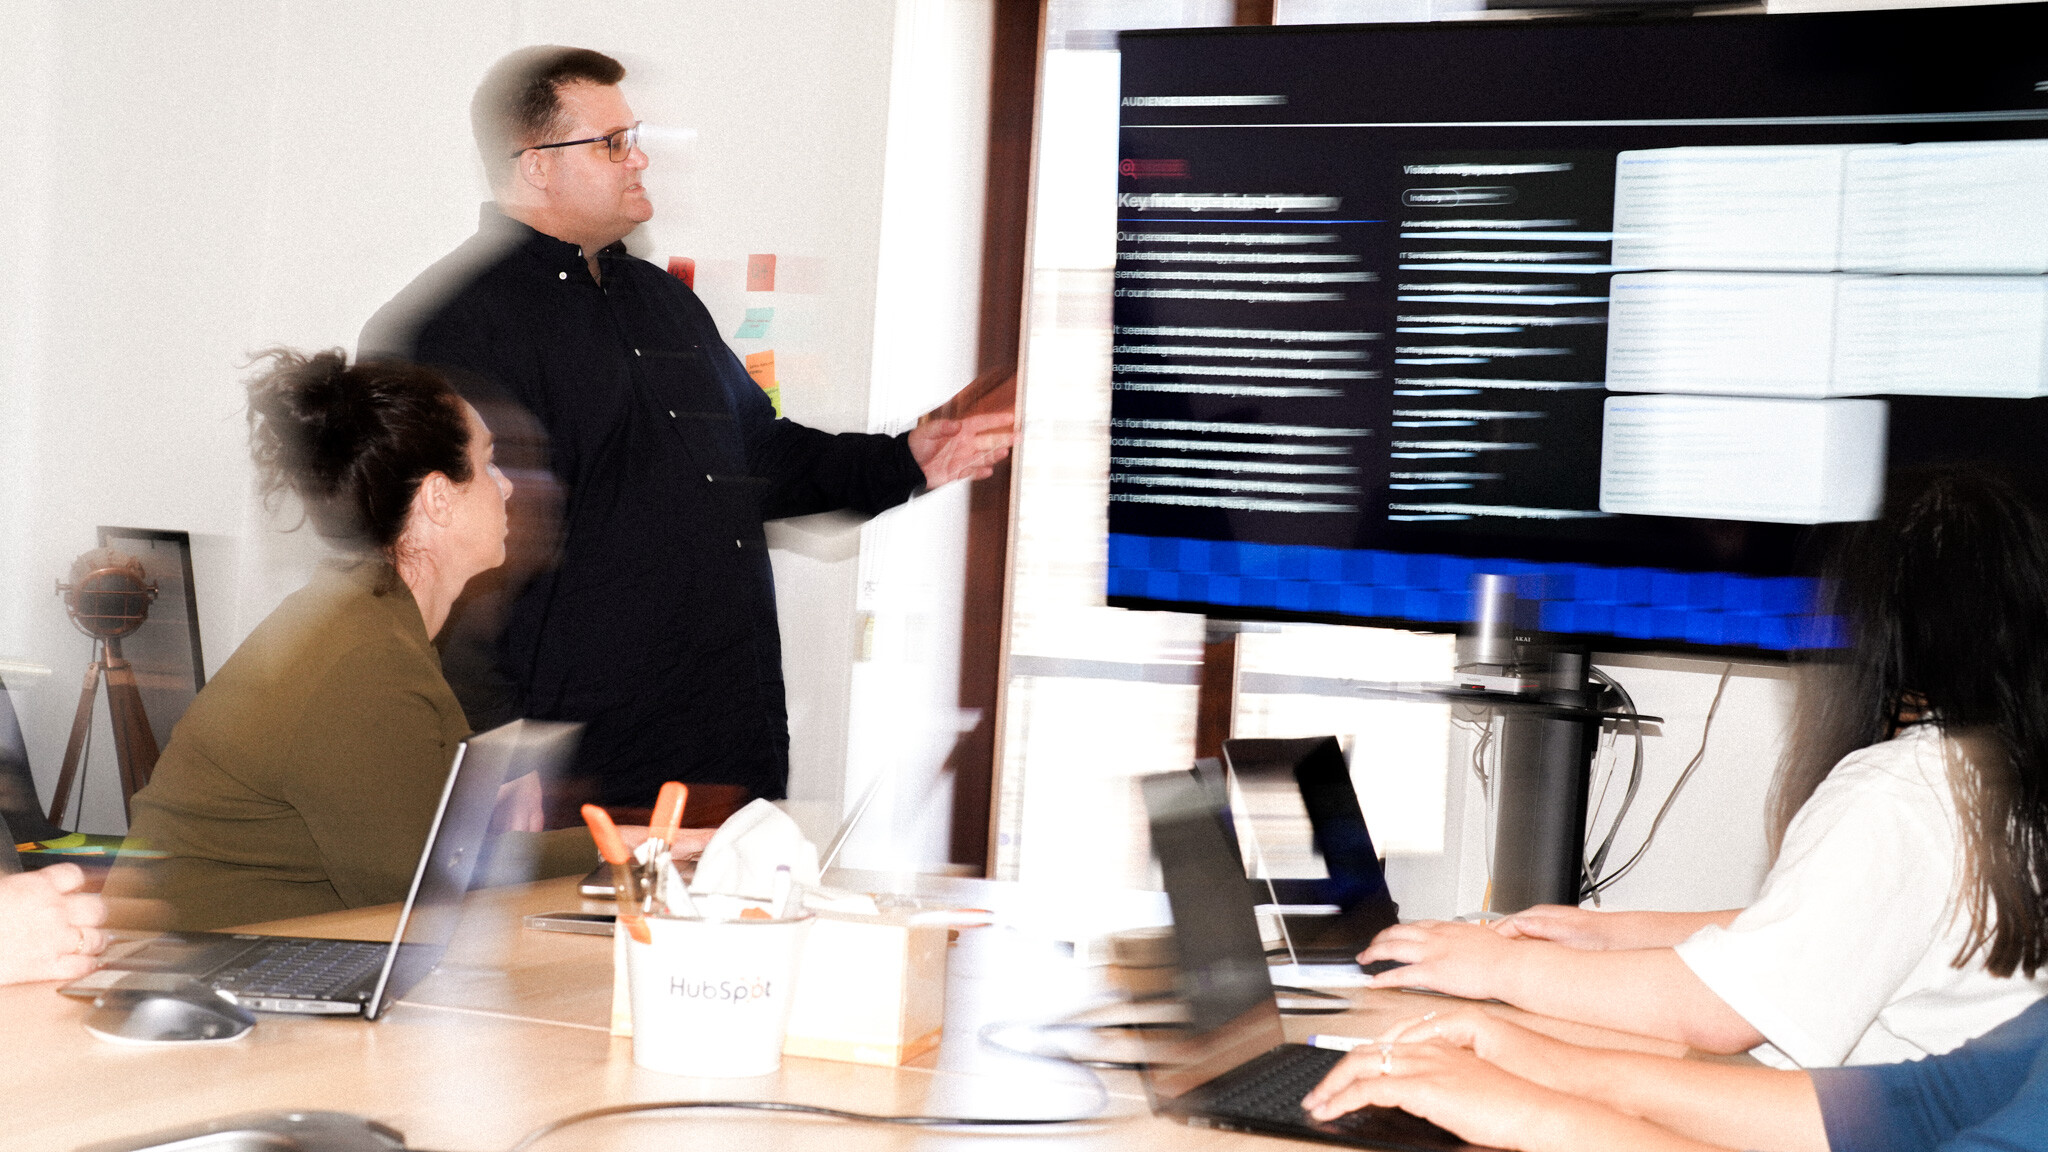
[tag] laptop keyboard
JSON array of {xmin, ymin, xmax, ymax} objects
[
  {"xmin": 1205, "ymin": 1043, "xmax": 1468, "ymax": 1146},
  {"xmin": 1205, "ymin": 1043, "xmax": 1349, "ymax": 1126},
  {"xmin": 213, "ymin": 940, "xmax": 387, "ymax": 1000}
]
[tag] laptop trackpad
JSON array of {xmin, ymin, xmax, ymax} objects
[
  {"xmin": 105, "ymin": 934, "xmax": 255, "ymax": 974},
  {"xmin": 60, "ymin": 935, "xmax": 256, "ymax": 999}
]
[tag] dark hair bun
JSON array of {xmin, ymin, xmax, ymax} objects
[{"xmin": 246, "ymin": 348, "xmax": 472, "ymax": 553}]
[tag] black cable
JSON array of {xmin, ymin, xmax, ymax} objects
[
  {"xmin": 504, "ymin": 1008, "xmax": 1125, "ymax": 1150},
  {"xmin": 1583, "ymin": 669, "xmax": 1642, "ymax": 849},
  {"xmin": 1580, "ymin": 667, "xmax": 1648, "ymax": 901},
  {"xmin": 501, "ymin": 983, "xmax": 1355, "ymax": 1146},
  {"xmin": 1582, "ymin": 720, "xmax": 1622, "ymax": 850},
  {"xmin": 504, "ymin": 1099, "xmax": 1109, "ymax": 1151},
  {"xmin": 1589, "ymin": 663, "xmax": 1734, "ymax": 897}
]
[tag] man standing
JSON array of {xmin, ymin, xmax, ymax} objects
[{"xmin": 362, "ymin": 46, "xmax": 1011, "ymax": 815}]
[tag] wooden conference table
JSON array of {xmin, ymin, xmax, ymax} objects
[{"xmin": 3, "ymin": 872, "xmax": 1698, "ymax": 1152}]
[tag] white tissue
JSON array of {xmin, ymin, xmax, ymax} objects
[{"xmin": 689, "ymin": 799, "xmax": 821, "ymax": 900}]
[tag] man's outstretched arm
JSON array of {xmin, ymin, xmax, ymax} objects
[{"xmin": 748, "ymin": 371, "xmax": 1015, "ymax": 520}]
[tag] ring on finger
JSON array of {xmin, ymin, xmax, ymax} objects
[{"xmin": 1379, "ymin": 1042, "xmax": 1394, "ymax": 1077}]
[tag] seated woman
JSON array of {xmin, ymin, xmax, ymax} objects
[
  {"xmin": 1352, "ymin": 469, "xmax": 2048, "ymax": 1068},
  {"xmin": 1301, "ymin": 469, "xmax": 2048, "ymax": 1150},
  {"xmin": 111, "ymin": 350, "xmax": 607, "ymax": 931}
]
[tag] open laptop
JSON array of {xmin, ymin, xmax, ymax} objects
[
  {"xmin": 63, "ymin": 719, "xmax": 578, "ymax": 1019},
  {"xmin": 1206, "ymin": 736, "xmax": 1401, "ymax": 965},
  {"xmin": 1139, "ymin": 769, "xmax": 1486, "ymax": 1151}
]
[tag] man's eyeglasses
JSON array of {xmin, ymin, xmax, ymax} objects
[{"xmin": 512, "ymin": 121, "xmax": 641, "ymax": 162}]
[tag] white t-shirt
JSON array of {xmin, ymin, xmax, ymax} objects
[{"xmin": 1673, "ymin": 724, "xmax": 2047, "ymax": 1068}]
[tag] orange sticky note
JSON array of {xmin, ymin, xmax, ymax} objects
[
  {"xmin": 744, "ymin": 350, "xmax": 775, "ymax": 392},
  {"xmin": 747, "ymin": 253, "xmax": 776, "ymax": 292},
  {"xmin": 666, "ymin": 256, "xmax": 695, "ymax": 289},
  {"xmin": 744, "ymin": 351, "xmax": 782, "ymax": 417}
]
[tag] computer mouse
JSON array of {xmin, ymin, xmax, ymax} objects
[
  {"xmin": 85, "ymin": 974, "xmax": 256, "ymax": 1044},
  {"xmin": 1358, "ymin": 958, "xmax": 1407, "ymax": 977}
]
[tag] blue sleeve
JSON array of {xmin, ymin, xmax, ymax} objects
[{"xmin": 1813, "ymin": 999, "xmax": 2048, "ymax": 1152}]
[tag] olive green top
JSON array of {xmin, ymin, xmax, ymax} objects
[{"xmin": 114, "ymin": 558, "xmax": 592, "ymax": 931}]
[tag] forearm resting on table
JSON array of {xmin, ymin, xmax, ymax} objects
[
  {"xmin": 1562, "ymin": 1046, "xmax": 1826, "ymax": 1152},
  {"xmin": 1518, "ymin": 1098, "xmax": 1753, "ymax": 1152},
  {"xmin": 1498, "ymin": 944, "xmax": 1764, "ymax": 1054},
  {"xmin": 1453, "ymin": 1005, "xmax": 1815, "ymax": 1152}
]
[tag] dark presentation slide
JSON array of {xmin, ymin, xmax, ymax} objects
[{"xmin": 1107, "ymin": 9, "xmax": 2048, "ymax": 651}]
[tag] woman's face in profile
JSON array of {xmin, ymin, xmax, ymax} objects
[{"xmin": 449, "ymin": 402, "xmax": 514, "ymax": 575}]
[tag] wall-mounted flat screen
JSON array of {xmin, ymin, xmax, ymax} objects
[{"xmin": 1108, "ymin": 5, "xmax": 2048, "ymax": 653}]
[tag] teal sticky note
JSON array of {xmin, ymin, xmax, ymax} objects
[{"xmin": 734, "ymin": 307, "xmax": 774, "ymax": 340}]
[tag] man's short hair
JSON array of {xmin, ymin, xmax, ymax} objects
[{"xmin": 472, "ymin": 46, "xmax": 626, "ymax": 189}]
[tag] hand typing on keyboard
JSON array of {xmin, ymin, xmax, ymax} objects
[
  {"xmin": 1299, "ymin": 1007, "xmax": 1674, "ymax": 1151},
  {"xmin": 1354, "ymin": 919, "xmax": 1525, "ymax": 1000},
  {"xmin": 1300, "ymin": 1032, "xmax": 1585, "ymax": 1150}
]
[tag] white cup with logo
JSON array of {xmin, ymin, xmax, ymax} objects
[{"xmin": 624, "ymin": 910, "xmax": 813, "ymax": 1077}]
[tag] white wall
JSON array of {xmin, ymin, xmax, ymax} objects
[
  {"xmin": 1, "ymin": 1, "xmax": 989, "ymax": 849},
  {"xmin": 0, "ymin": 1, "xmax": 56, "ymax": 700},
  {"xmin": 1380, "ymin": 655, "xmax": 1795, "ymax": 920},
  {"xmin": 1577, "ymin": 656, "xmax": 1794, "ymax": 911}
]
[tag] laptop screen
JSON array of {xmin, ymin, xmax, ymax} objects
[
  {"xmin": 1219, "ymin": 736, "xmax": 1394, "ymax": 915},
  {"xmin": 1139, "ymin": 769, "xmax": 1288, "ymax": 1102},
  {"xmin": 365, "ymin": 719, "xmax": 579, "ymax": 1018}
]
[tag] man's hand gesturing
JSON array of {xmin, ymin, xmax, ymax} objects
[{"xmin": 909, "ymin": 410, "xmax": 1016, "ymax": 488}]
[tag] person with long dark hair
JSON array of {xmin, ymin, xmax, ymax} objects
[
  {"xmin": 1347, "ymin": 469, "xmax": 2048, "ymax": 1068},
  {"xmin": 1302, "ymin": 469, "xmax": 2048, "ymax": 1149}
]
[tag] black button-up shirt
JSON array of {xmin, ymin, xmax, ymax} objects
[{"xmin": 361, "ymin": 207, "xmax": 925, "ymax": 802}]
